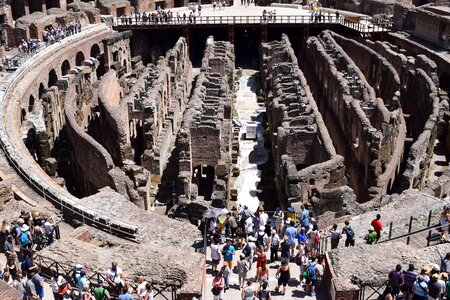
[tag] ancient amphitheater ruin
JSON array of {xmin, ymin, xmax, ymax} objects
[{"xmin": 1, "ymin": 0, "xmax": 450, "ymax": 299}]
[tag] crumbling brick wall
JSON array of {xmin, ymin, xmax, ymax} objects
[{"xmin": 260, "ymin": 34, "xmax": 348, "ymax": 210}]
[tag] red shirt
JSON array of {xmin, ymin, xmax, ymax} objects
[{"xmin": 371, "ymin": 219, "xmax": 383, "ymax": 234}]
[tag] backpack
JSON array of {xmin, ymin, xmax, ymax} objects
[
  {"xmin": 345, "ymin": 226, "xmax": 355, "ymax": 239},
  {"xmin": 243, "ymin": 244, "xmax": 251, "ymax": 257},
  {"xmin": 19, "ymin": 231, "xmax": 30, "ymax": 245},
  {"xmin": 315, "ymin": 232, "xmax": 321, "ymax": 244},
  {"xmin": 307, "ymin": 264, "xmax": 316, "ymax": 280},
  {"xmin": 258, "ymin": 289, "xmax": 269, "ymax": 300},
  {"xmin": 388, "ymin": 272, "xmax": 400, "ymax": 291},
  {"xmin": 296, "ymin": 253, "xmax": 307, "ymax": 266}
]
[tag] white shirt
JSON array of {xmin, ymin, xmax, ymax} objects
[
  {"xmin": 50, "ymin": 275, "xmax": 63, "ymax": 293},
  {"xmin": 106, "ymin": 267, "xmax": 123, "ymax": 285},
  {"xmin": 43, "ymin": 221, "xmax": 54, "ymax": 235},
  {"xmin": 137, "ymin": 281, "xmax": 148, "ymax": 298},
  {"xmin": 245, "ymin": 217, "xmax": 254, "ymax": 233},
  {"xmin": 211, "ymin": 244, "xmax": 220, "ymax": 261},
  {"xmin": 258, "ymin": 213, "xmax": 269, "ymax": 227},
  {"xmin": 270, "ymin": 234, "xmax": 280, "ymax": 246}
]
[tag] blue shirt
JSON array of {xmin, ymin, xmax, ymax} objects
[
  {"xmin": 285, "ymin": 226, "xmax": 297, "ymax": 245},
  {"xmin": 118, "ymin": 294, "xmax": 134, "ymax": 300},
  {"xmin": 414, "ymin": 281, "xmax": 428, "ymax": 296},
  {"xmin": 223, "ymin": 245, "xmax": 235, "ymax": 261},
  {"xmin": 297, "ymin": 232, "xmax": 307, "ymax": 244},
  {"xmin": 300, "ymin": 210, "xmax": 310, "ymax": 227}
]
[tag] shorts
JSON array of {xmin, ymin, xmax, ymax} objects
[
  {"xmin": 36, "ymin": 287, "xmax": 44, "ymax": 298},
  {"xmin": 213, "ymin": 289, "xmax": 224, "ymax": 300},
  {"xmin": 212, "ymin": 259, "xmax": 220, "ymax": 266},
  {"xmin": 278, "ymin": 277, "xmax": 289, "ymax": 286},
  {"xmin": 305, "ymin": 278, "xmax": 317, "ymax": 286}
]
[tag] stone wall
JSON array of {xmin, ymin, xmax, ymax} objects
[
  {"xmin": 260, "ymin": 34, "xmax": 349, "ymax": 213},
  {"xmin": 177, "ymin": 36, "xmax": 235, "ymax": 208},
  {"xmin": 305, "ymin": 31, "xmax": 406, "ymax": 203}
]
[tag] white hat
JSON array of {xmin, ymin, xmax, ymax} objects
[
  {"xmin": 76, "ymin": 264, "xmax": 83, "ymax": 269},
  {"xmin": 17, "ymin": 218, "xmax": 24, "ymax": 224}
]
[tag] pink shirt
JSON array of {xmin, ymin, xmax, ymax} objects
[{"xmin": 212, "ymin": 277, "xmax": 224, "ymax": 289}]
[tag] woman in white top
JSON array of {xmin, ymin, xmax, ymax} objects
[
  {"xmin": 210, "ymin": 239, "xmax": 221, "ymax": 273},
  {"xmin": 136, "ymin": 276, "xmax": 148, "ymax": 298}
]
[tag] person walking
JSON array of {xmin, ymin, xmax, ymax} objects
[
  {"xmin": 241, "ymin": 280, "xmax": 256, "ymax": 300},
  {"xmin": 212, "ymin": 272, "xmax": 225, "ymax": 300},
  {"xmin": 402, "ymin": 264, "xmax": 418, "ymax": 300},
  {"xmin": 220, "ymin": 262, "xmax": 231, "ymax": 291},
  {"xmin": 257, "ymin": 280, "xmax": 272, "ymax": 300},
  {"xmin": 269, "ymin": 229, "xmax": 280, "ymax": 263},
  {"xmin": 237, "ymin": 254, "xmax": 249, "ymax": 288},
  {"xmin": 275, "ymin": 258, "xmax": 290, "ymax": 295},
  {"xmin": 285, "ymin": 220, "xmax": 297, "ymax": 257},
  {"xmin": 388, "ymin": 264, "xmax": 404, "ymax": 298},
  {"xmin": 342, "ymin": 220, "xmax": 355, "ymax": 247},
  {"xmin": 329, "ymin": 224, "xmax": 341, "ymax": 249},
  {"xmin": 222, "ymin": 239, "xmax": 235, "ymax": 269},
  {"xmin": 412, "ymin": 275, "xmax": 429, "ymax": 300},
  {"xmin": 210, "ymin": 239, "xmax": 221, "ymax": 274},
  {"xmin": 256, "ymin": 260, "xmax": 269, "ymax": 286},
  {"xmin": 371, "ymin": 214, "xmax": 383, "ymax": 243},
  {"xmin": 365, "ymin": 226, "xmax": 377, "ymax": 245}
]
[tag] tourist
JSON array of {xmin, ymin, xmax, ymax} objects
[
  {"xmin": 439, "ymin": 207, "xmax": 450, "ymax": 241},
  {"xmin": 212, "ymin": 271, "xmax": 225, "ymax": 300},
  {"xmin": 365, "ymin": 226, "xmax": 377, "ymax": 245},
  {"xmin": 285, "ymin": 220, "xmax": 297, "ymax": 257},
  {"xmin": 6, "ymin": 258, "xmax": 19, "ymax": 283},
  {"xmin": 383, "ymin": 286, "xmax": 395, "ymax": 300},
  {"xmin": 21, "ymin": 250, "xmax": 36, "ymax": 276},
  {"xmin": 226, "ymin": 212, "xmax": 238, "ymax": 238},
  {"xmin": 420, "ymin": 266, "xmax": 431, "ymax": 282},
  {"xmin": 235, "ymin": 217, "xmax": 246, "ymax": 250},
  {"xmin": 275, "ymin": 258, "xmax": 290, "ymax": 295},
  {"xmin": 297, "ymin": 227, "xmax": 307, "ymax": 253},
  {"xmin": 221, "ymin": 239, "xmax": 235, "ymax": 269},
  {"xmin": 257, "ymin": 206, "xmax": 269, "ymax": 227},
  {"xmin": 308, "ymin": 224, "xmax": 320, "ymax": 256},
  {"xmin": 342, "ymin": 220, "xmax": 355, "ymax": 247},
  {"xmin": 50, "ymin": 271, "xmax": 63, "ymax": 300},
  {"xmin": 241, "ymin": 280, "xmax": 256, "ymax": 300},
  {"xmin": 220, "ymin": 262, "xmax": 231, "ymax": 290},
  {"xmin": 428, "ymin": 273, "xmax": 445, "ymax": 300},
  {"xmin": 305, "ymin": 260, "xmax": 318, "ymax": 297},
  {"xmin": 280, "ymin": 236, "xmax": 291, "ymax": 260},
  {"xmin": 441, "ymin": 252, "xmax": 450, "ymax": 273},
  {"xmin": 315, "ymin": 255, "xmax": 325, "ymax": 290},
  {"xmin": 237, "ymin": 254, "xmax": 249, "ymax": 288},
  {"xmin": 3, "ymin": 271, "xmax": 13, "ymax": 285},
  {"xmin": 402, "ymin": 264, "xmax": 418, "ymax": 300},
  {"xmin": 106, "ymin": 262, "xmax": 125, "ymax": 295},
  {"xmin": 273, "ymin": 208, "xmax": 284, "ymax": 234},
  {"xmin": 140, "ymin": 283, "xmax": 153, "ymax": 300},
  {"xmin": 256, "ymin": 226, "xmax": 268, "ymax": 251},
  {"xmin": 136, "ymin": 276, "xmax": 148, "ymax": 298},
  {"xmin": 92, "ymin": 279, "xmax": 110, "ymax": 300},
  {"xmin": 4, "ymin": 235, "xmax": 16, "ymax": 261},
  {"xmin": 329, "ymin": 224, "xmax": 341, "ymax": 249},
  {"xmin": 371, "ymin": 214, "xmax": 383, "ymax": 242},
  {"xmin": 17, "ymin": 218, "xmax": 32, "ymax": 249},
  {"xmin": 14, "ymin": 273, "xmax": 26, "ymax": 299},
  {"xmin": 300, "ymin": 205, "xmax": 310, "ymax": 228},
  {"xmin": 412, "ymin": 275, "xmax": 429, "ymax": 300},
  {"xmin": 297, "ymin": 247, "xmax": 310, "ymax": 283},
  {"xmin": 245, "ymin": 214, "xmax": 254, "ymax": 239},
  {"xmin": 43, "ymin": 216, "xmax": 55, "ymax": 245},
  {"xmin": 118, "ymin": 287, "xmax": 133, "ymax": 300},
  {"xmin": 257, "ymin": 280, "xmax": 272, "ymax": 300},
  {"xmin": 210, "ymin": 238, "xmax": 221, "ymax": 273},
  {"xmin": 25, "ymin": 272, "xmax": 39, "ymax": 300},
  {"xmin": 81, "ymin": 284, "xmax": 93, "ymax": 300},
  {"xmin": 269, "ymin": 229, "xmax": 280, "ymax": 263},
  {"xmin": 77, "ymin": 271, "xmax": 89, "ymax": 296},
  {"xmin": 256, "ymin": 260, "xmax": 269, "ymax": 285},
  {"xmin": 256, "ymin": 245, "xmax": 267, "ymax": 270},
  {"xmin": 388, "ymin": 264, "xmax": 404, "ymax": 298},
  {"xmin": 244, "ymin": 237, "xmax": 256, "ymax": 270}
]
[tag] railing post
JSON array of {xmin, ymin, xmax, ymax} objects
[
  {"xmin": 427, "ymin": 230, "xmax": 432, "ymax": 247},
  {"xmin": 427, "ymin": 210, "xmax": 432, "ymax": 227},
  {"xmin": 406, "ymin": 216, "xmax": 413, "ymax": 245},
  {"xmin": 388, "ymin": 222, "xmax": 393, "ymax": 239}
]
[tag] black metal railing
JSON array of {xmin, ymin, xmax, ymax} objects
[
  {"xmin": 113, "ymin": 15, "xmax": 392, "ymax": 33},
  {"xmin": 33, "ymin": 253, "xmax": 180, "ymax": 300},
  {"xmin": 358, "ymin": 279, "xmax": 388, "ymax": 300}
]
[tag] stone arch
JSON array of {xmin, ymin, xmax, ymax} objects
[
  {"xmin": 90, "ymin": 44, "xmax": 101, "ymax": 58},
  {"xmin": 112, "ymin": 50, "xmax": 119, "ymax": 62},
  {"xmin": 29, "ymin": 0, "xmax": 43, "ymax": 13},
  {"xmin": 12, "ymin": 0, "xmax": 26, "ymax": 20},
  {"xmin": 45, "ymin": 0, "xmax": 60, "ymax": 9},
  {"xmin": 39, "ymin": 83, "xmax": 46, "ymax": 99},
  {"xmin": 28, "ymin": 95, "xmax": 35, "ymax": 113},
  {"xmin": 61, "ymin": 60, "xmax": 71, "ymax": 76},
  {"xmin": 76, "ymin": 51, "xmax": 85, "ymax": 66},
  {"xmin": 48, "ymin": 69, "xmax": 58, "ymax": 87}
]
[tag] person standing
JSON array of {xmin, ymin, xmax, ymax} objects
[
  {"xmin": 388, "ymin": 264, "xmax": 404, "ymax": 298},
  {"xmin": 342, "ymin": 220, "xmax": 355, "ymax": 247},
  {"xmin": 256, "ymin": 260, "xmax": 269, "ymax": 286},
  {"xmin": 106, "ymin": 262, "xmax": 125, "ymax": 295},
  {"xmin": 275, "ymin": 258, "xmax": 290, "ymax": 295},
  {"xmin": 241, "ymin": 280, "xmax": 256, "ymax": 300},
  {"xmin": 300, "ymin": 205, "xmax": 310, "ymax": 229},
  {"xmin": 371, "ymin": 214, "xmax": 383, "ymax": 243},
  {"xmin": 273, "ymin": 208, "xmax": 284, "ymax": 235},
  {"xmin": 257, "ymin": 280, "xmax": 272, "ymax": 300},
  {"xmin": 269, "ymin": 229, "xmax": 280, "ymax": 263},
  {"xmin": 222, "ymin": 239, "xmax": 235, "ymax": 269},
  {"xmin": 118, "ymin": 287, "xmax": 133, "ymax": 300},
  {"xmin": 285, "ymin": 220, "xmax": 297, "ymax": 257},
  {"xmin": 32, "ymin": 268, "xmax": 45, "ymax": 300},
  {"xmin": 412, "ymin": 275, "xmax": 429, "ymax": 300},
  {"xmin": 237, "ymin": 254, "xmax": 249, "ymax": 288},
  {"xmin": 140, "ymin": 283, "xmax": 153, "ymax": 300},
  {"xmin": 50, "ymin": 271, "xmax": 63, "ymax": 300},
  {"xmin": 365, "ymin": 226, "xmax": 377, "ymax": 245},
  {"xmin": 257, "ymin": 207, "xmax": 269, "ymax": 227},
  {"xmin": 402, "ymin": 264, "xmax": 418, "ymax": 300},
  {"xmin": 212, "ymin": 272, "xmax": 225, "ymax": 300},
  {"xmin": 220, "ymin": 262, "xmax": 231, "ymax": 291},
  {"xmin": 93, "ymin": 280, "xmax": 110, "ymax": 300},
  {"xmin": 210, "ymin": 239, "xmax": 221, "ymax": 274},
  {"xmin": 329, "ymin": 224, "xmax": 341, "ymax": 249}
]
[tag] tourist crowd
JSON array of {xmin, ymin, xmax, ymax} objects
[
  {"xmin": 206, "ymin": 204, "xmax": 326, "ymax": 299},
  {"xmin": 381, "ymin": 255, "xmax": 450, "ymax": 300}
]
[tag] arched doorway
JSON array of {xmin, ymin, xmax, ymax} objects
[
  {"xmin": 440, "ymin": 72, "xmax": 450, "ymax": 92},
  {"xmin": 76, "ymin": 51, "xmax": 85, "ymax": 66},
  {"xmin": 28, "ymin": 95, "xmax": 35, "ymax": 112},
  {"xmin": 61, "ymin": 60, "xmax": 70, "ymax": 76},
  {"xmin": 192, "ymin": 165, "xmax": 215, "ymax": 200},
  {"xmin": 90, "ymin": 44, "xmax": 101, "ymax": 58},
  {"xmin": 48, "ymin": 69, "xmax": 57, "ymax": 87},
  {"xmin": 39, "ymin": 83, "xmax": 45, "ymax": 99}
]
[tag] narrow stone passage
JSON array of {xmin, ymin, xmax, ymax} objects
[{"xmin": 233, "ymin": 70, "xmax": 268, "ymax": 212}]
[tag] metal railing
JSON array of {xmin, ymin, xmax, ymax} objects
[
  {"xmin": 358, "ymin": 279, "xmax": 388, "ymax": 300},
  {"xmin": 112, "ymin": 15, "xmax": 392, "ymax": 33},
  {"xmin": 33, "ymin": 253, "xmax": 180, "ymax": 300}
]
